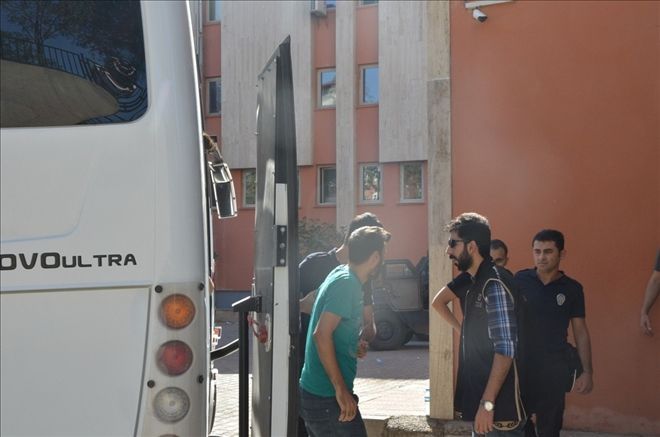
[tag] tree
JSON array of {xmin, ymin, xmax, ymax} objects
[{"xmin": 0, "ymin": 0, "xmax": 71, "ymax": 62}]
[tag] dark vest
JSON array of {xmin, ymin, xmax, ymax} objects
[{"xmin": 455, "ymin": 260, "xmax": 525, "ymax": 427}]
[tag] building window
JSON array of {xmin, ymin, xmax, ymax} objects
[
  {"xmin": 318, "ymin": 69, "xmax": 336, "ymax": 108},
  {"xmin": 360, "ymin": 65, "xmax": 379, "ymax": 105},
  {"xmin": 360, "ymin": 164, "xmax": 382, "ymax": 203},
  {"xmin": 208, "ymin": 0, "xmax": 221, "ymax": 22},
  {"xmin": 319, "ymin": 167, "xmax": 336, "ymax": 204},
  {"xmin": 359, "ymin": 0, "xmax": 378, "ymax": 5},
  {"xmin": 400, "ymin": 162, "xmax": 424, "ymax": 202},
  {"xmin": 325, "ymin": 0, "xmax": 336, "ymax": 8},
  {"xmin": 207, "ymin": 78, "xmax": 221, "ymax": 115},
  {"xmin": 243, "ymin": 169, "xmax": 256, "ymax": 207}
]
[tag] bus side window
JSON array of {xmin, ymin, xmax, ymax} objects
[{"xmin": 0, "ymin": 0, "xmax": 148, "ymax": 128}]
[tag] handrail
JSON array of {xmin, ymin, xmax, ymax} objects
[{"xmin": 210, "ymin": 339, "xmax": 239, "ymax": 361}]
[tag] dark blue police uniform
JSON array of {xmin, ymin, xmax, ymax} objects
[{"xmin": 514, "ymin": 269, "xmax": 585, "ymax": 437}]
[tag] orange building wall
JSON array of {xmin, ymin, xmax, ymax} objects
[{"xmin": 450, "ymin": 1, "xmax": 659, "ymax": 433}]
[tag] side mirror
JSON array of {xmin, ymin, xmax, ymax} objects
[{"xmin": 209, "ymin": 161, "xmax": 237, "ymax": 219}]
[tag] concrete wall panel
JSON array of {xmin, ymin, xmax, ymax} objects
[
  {"xmin": 379, "ymin": 1, "xmax": 428, "ymax": 163},
  {"xmin": 221, "ymin": 1, "xmax": 313, "ymax": 168}
]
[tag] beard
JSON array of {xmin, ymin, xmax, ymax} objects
[{"xmin": 451, "ymin": 247, "xmax": 473, "ymax": 272}]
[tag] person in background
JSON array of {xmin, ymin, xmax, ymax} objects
[
  {"xmin": 432, "ymin": 213, "xmax": 525, "ymax": 436},
  {"xmin": 640, "ymin": 249, "xmax": 660, "ymax": 336},
  {"xmin": 299, "ymin": 226, "xmax": 391, "ymax": 437},
  {"xmin": 515, "ymin": 230, "xmax": 593, "ymax": 437},
  {"xmin": 490, "ymin": 239, "xmax": 510, "ymax": 271}
]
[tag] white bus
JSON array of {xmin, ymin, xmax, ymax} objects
[{"xmin": 0, "ymin": 2, "xmax": 235, "ymax": 436}]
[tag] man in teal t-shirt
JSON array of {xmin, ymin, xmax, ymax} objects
[
  {"xmin": 299, "ymin": 226, "xmax": 390, "ymax": 437},
  {"xmin": 300, "ymin": 264, "xmax": 363, "ymax": 396}
]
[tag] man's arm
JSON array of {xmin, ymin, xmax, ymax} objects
[
  {"xmin": 313, "ymin": 312, "xmax": 357, "ymax": 422},
  {"xmin": 476, "ymin": 353, "xmax": 514, "ymax": 434},
  {"xmin": 431, "ymin": 286, "xmax": 461, "ymax": 332},
  {"xmin": 641, "ymin": 270, "xmax": 660, "ymax": 336},
  {"xmin": 474, "ymin": 280, "xmax": 517, "ymax": 434},
  {"xmin": 300, "ymin": 289, "xmax": 317, "ymax": 314},
  {"xmin": 361, "ymin": 304, "xmax": 376, "ymax": 341},
  {"xmin": 571, "ymin": 317, "xmax": 593, "ymax": 394}
]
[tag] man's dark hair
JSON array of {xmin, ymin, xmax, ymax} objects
[
  {"xmin": 490, "ymin": 239, "xmax": 508, "ymax": 255},
  {"xmin": 344, "ymin": 212, "xmax": 383, "ymax": 244},
  {"xmin": 445, "ymin": 212, "xmax": 491, "ymax": 259},
  {"xmin": 532, "ymin": 229, "xmax": 565, "ymax": 251},
  {"xmin": 348, "ymin": 226, "xmax": 391, "ymax": 264}
]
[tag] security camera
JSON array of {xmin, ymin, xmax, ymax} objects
[{"xmin": 472, "ymin": 8, "xmax": 488, "ymax": 23}]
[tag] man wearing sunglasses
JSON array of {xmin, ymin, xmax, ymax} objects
[{"xmin": 432, "ymin": 213, "xmax": 525, "ymax": 436}]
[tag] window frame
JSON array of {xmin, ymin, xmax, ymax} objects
[
  {"xmin": 318, "ymin": 166, "xmax": 337, "ymax": 205},
  {"xmin": 206, "ymin": 77, "xmax": 221, "ymax": 116},
  {"xmin": 359, "ymin": 163, "xmax": 383, "ymax": 205},
  {"xmin": 317, "ymin": 68, "xmax": 337, "ymax": 109},
  {"xmin": 359, "ymin": 64, "xmax": 379, "ymax": 106},
  {"xmin": 399, "ymin": 162, "xmax": 424, "ymax": 203},
  {"xmin": 242, "ymin": 168, "xmax": 256, "ymax": 208},
  {"xmin": 207, "ymin": 0, "xmax": 222, "ymax": 23}
]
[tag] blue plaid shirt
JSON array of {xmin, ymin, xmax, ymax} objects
[{"xmin": 484, "ymin": 279, "xmax": 517, "ymax": 358}]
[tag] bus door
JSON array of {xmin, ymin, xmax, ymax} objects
[{"xmin": 250, "ymin": 37, "xmax": 300, "ymax": 437}]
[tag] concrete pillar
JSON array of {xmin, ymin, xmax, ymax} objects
[
  {"xmin": 427, "ymin": 0, "xmax": 454, "ymax": 420},
  {"xmin": 335, "ymin": 0, "xmax": 357, "ymax": 233}
]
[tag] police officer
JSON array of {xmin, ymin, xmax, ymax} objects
[{"xmin": 515, "ymin": 229, "xmax": 593, "ymax": 437}]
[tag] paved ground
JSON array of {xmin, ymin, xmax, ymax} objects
[
  {"xmin": 209, "ymin": 319, "xmax": 637, "ymax": 437},
  {"xmin": 210, "ymin": 319, "xmax": 430, "ymax": 436}
]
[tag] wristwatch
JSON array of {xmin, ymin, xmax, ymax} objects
[{"xmin": 480, "ymin": 399, "xmax": 495, "ymax": 412}]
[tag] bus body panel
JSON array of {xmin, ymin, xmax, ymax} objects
[{"xmin": 0, "ymin": 287, "xmax": 149, "ymax": 436}]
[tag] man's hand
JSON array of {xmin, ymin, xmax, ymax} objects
[
  {"xmin": 641, "ymin": 313, "xmax": 653, "ymax": 336},
  {"xmin": 335, "ymin": 386, "xmax": 357, "ymax": 422},
  {"xmin": 574, "ymin": 372, "xmax": 593, "ymax": 394},
  {"xmin": 357, "ymin": 339, "xmax": 369, "ymax": 359},
  {"xmin": 473, "ymin": 405, "xmax": 494, "ymax": 434}
]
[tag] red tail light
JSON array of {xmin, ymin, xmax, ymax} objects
[
  {"xmin": 160, "ymin": 294, "xmax": 195, "ymax": 329},
  {"xmin": 157, "ymin": 340, "xmax": 193, "ymax": 376}
]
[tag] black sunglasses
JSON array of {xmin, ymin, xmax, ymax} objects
[{"xmin": 447, "ymin": 238, "xmax": 469, "ymax": 248}]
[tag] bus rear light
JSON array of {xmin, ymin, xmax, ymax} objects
[
  {"xmin": 153, "ymin": 387, "xmax": 190, "ymax": 423},
  {"xmin": 157, "ymin": 341, "xmax": 193, "ymax": 376},
  {"xmin": 160, "ymin": 294, "xmax": 195, "ymax": 329}
]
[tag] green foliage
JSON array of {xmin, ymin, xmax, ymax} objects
[{"xmin": 298, "ymin": 217, "xmax": 342, "ymax": 261}]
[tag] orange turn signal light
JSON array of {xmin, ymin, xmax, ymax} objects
[{"xmin": 160, "ymin": 294, "xmax": 195, "ymax": 329}]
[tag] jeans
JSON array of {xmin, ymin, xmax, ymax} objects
[{"xmin": 299, "ymin": 388, "xmax": 367, "ymax": 437}]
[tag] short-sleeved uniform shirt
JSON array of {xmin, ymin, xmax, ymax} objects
[
  {"xmin": 299, "ymin": 265, "xmax": 363, "ymax": 397},
  {"xmin": 514, "ymin": 268, "xmax": 585, "ymax": 354}
]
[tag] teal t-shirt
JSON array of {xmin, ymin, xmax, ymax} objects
[{"xmin": 299, "ymin": 264, "xmax": 363, "ymax": 397}]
